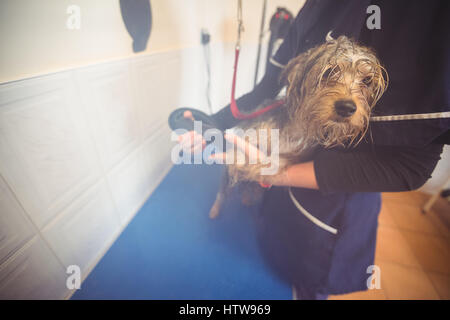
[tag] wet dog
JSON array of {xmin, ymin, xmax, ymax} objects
[{"xmin": 209, "ymin": 34, "xmax": 388, "ymax": 218}]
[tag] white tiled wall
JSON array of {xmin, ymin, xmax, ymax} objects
[
  {"xmin": 0, "ymin": 50, "xmax": 182, "ymax": 299},
  {"xmin": 0, "ymin": 175, "xmax": 35, "ymax": 266},
  {"xmin": 0, "ymin": 237, "xmax": 68, "ymax": 300},
  {"xmin": 0, "ymin": 41, "xmax": 264, "ymax": 299},
  {"xmin": 0, "ymin": 72, "xmax": 101, "ymax": 229}
]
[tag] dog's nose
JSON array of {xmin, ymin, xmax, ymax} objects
[{"xmin": 334, "ymin": 100, "xmax": 357, "ymax": 117}]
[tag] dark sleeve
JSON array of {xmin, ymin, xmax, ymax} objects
[
  {"xmin": 271, "ymin": 0, "xmax": 317, "ymax": 66},
  {"xmin": 314, "ymin": 142, "xmax": 444, "ymax": 193},
  {"xmin": 211, "ymin": 62, "xmax": 284, "ymax": 130}
]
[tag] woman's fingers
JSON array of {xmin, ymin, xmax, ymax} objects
[
  {"xmin": 183, "ymin": 110, "xmax": 195, "ymax": 121},
  {"xmin": 223, "ymin": 133, "xmax": 267, "ymax": 163},
  {"xmin": 208, "ymin": 152, "xmax": 227, "ymax": 161},
  {"xmin": 208, "ymin": 133, "xmax": 268, "ymax": 163},
  {"xmin": 178, "ymin": 130, "xmax": 269, "ymax": 162},
  {"xmin": 178, "ymin": 131, "xmax": 206, "ymax": 153},
  {"xmin": 178, "ymin": 112, "xmax": 206, "ymax": 152},
  {"xmin": 191, "ymin": 139, "xmax": 206, "ymax": 153},
  {"xmin": 179, "ymin": 131, "xmax": 200, "ymax": 145}
]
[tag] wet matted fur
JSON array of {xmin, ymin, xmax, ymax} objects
[{"xmin": 210, "ymin": 35, "xmax": 388, "ymax": 219}]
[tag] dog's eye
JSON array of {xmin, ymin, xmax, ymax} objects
[
  {"xmin": 323, "ymin": 67, "xmax": 339, "ymax": 80},
  {"xmin": 362, "ymin": 76, "xmax": 373, "ymax": 86}
]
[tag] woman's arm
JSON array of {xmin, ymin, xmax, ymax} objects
[
  {"xmin": 263, "ymin": 161, "xmax": 319, "ymax": 190},
  {"xmin": 266, "ymin": 142, "xmax": 444, "ymax": 193},
  {"xmin": 211, "ymin": 131, "xmax": 444, "ymax": 193},
  {"xmin": 211, "ymin": 62, "xmax": 284, "ymax": 130}
]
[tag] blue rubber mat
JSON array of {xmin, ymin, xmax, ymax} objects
[{"xmin": 71, "ymin": 164, "xmax": 291, "ymax": 299}]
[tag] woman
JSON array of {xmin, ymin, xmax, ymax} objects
[{"xmin": 179, "ymin": 0, "xmax": 449, "ymax": 299}]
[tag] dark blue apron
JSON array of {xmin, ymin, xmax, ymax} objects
[
  {"xmin": 256, "ymin": 186, "xmax": 381, "ymax": 295},
  {"xmin": 254, "ymin": 0, "xmax": 448, "ymax": 296}
]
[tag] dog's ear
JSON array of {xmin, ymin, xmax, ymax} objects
[
  {"xmin": 280, "ymin": 50, "xmax": 314, "ymax": 117},
  {"xmin": 280, "ymin": 47, "xmax": 315, "ymax": 89},
  {"xmin": 371, "ymin": 63, "xmax": 389, "ymax": 107}
]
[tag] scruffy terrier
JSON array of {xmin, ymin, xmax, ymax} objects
[{"xmin": 209, "ymin": 34, "xmax": 388, "ymax": 219}]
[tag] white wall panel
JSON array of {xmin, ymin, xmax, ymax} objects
[
  {"xmin": 142, "ymin": 122, "xmax": 174, "ymax": 187},
  {"xmin": 0, "ymin": 175, "xmax": 35, "ymax": 265},
  {"xmin": 107, "ymin": 147, "xmax": 149, "ymax": 226},
  {"xmin": 0, "ymin": 73, "xmax": 101, "ymax": 228},
  {"xmin": 178, "ymin": 46, "xmax": 209, "ymax": 114},
  {"xmin": 0, "ymin": 236, "xmax": 67, "ymax": 300},
  {"xmin": 76, "ymin": 60, "xmax": 140, "ymax": 171},
  {"xmin": 0, "ymin": 46, "xmax": 211, "ymax": 299},
  {"xmin": 42, "ymin": 181, "xmax": 120, "ymax": 273},
  {"xmin": 163, "ymin": 52, "xmax": 183, "ymax": 115},
  {"xmin": 131, "ymin": 51, "xmax": 182, "ymax": 141}
]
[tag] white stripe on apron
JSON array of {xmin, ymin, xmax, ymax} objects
[
  {"xmin": 288, "ymin": 187, "xmax": 338, "ymax": 235},
  {"xmin": 269, "ymin": 57, "xmax": 286, "ymax": 69},
  {"xmin": 370, "ymin": 111, "xmax": 450, "ymax": 121}
]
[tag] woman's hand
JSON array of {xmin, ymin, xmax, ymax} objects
[
  {"xmin": 177, "ymin": 111, "xmax": 206, "ymax": 154},
  {"xmin": 209, "ymin": 132, "xmax": 319, "ymax": 189},
  {"xmin": 208, "ymin": 132, "xmax": 268, "ymax": 164},
  {"xmin": 208, "ymin": 132, "xmax": 282, "ymax": 187}
]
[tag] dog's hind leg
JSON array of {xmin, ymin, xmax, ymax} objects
[
  {"xmin": 240, "ymin": 182, "xmax": 265, "ymax": 207},
  {"xmin": 209, "ymin": 168, "xmax": 230, "ymax": 219}
]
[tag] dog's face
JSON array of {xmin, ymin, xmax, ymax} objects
[{"xmin": 282, "ymin": 35, "xmax": 388, "ymax": 147}]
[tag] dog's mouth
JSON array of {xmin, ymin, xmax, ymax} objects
[
  {"xmin": 331, "ymin": 114, "xmax": 353, "ymax": 123},
  {"xmin": 315, "ymin": 118, "xmax": 367, "ymax": 148}
]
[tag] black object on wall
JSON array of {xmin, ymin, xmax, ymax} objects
[{"xmin": 119, "ymin": 0, "xmax": 152, "ymax": 52}]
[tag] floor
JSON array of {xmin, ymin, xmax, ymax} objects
[
  {"xmin": 72, "ymin": 163, "xmax": 449, "ymax": 300},
  {"xmin": 71, "ymin": 164, "xmax": 292, "ymax": 299},
  {"xmin": 329, "ymin": 191, "xmax": 450, "ymax": 300}
]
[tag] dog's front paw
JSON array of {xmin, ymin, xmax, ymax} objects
[{"xmin": 209, "ymin": 204, "xmax": 221, "ymax": 219}]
